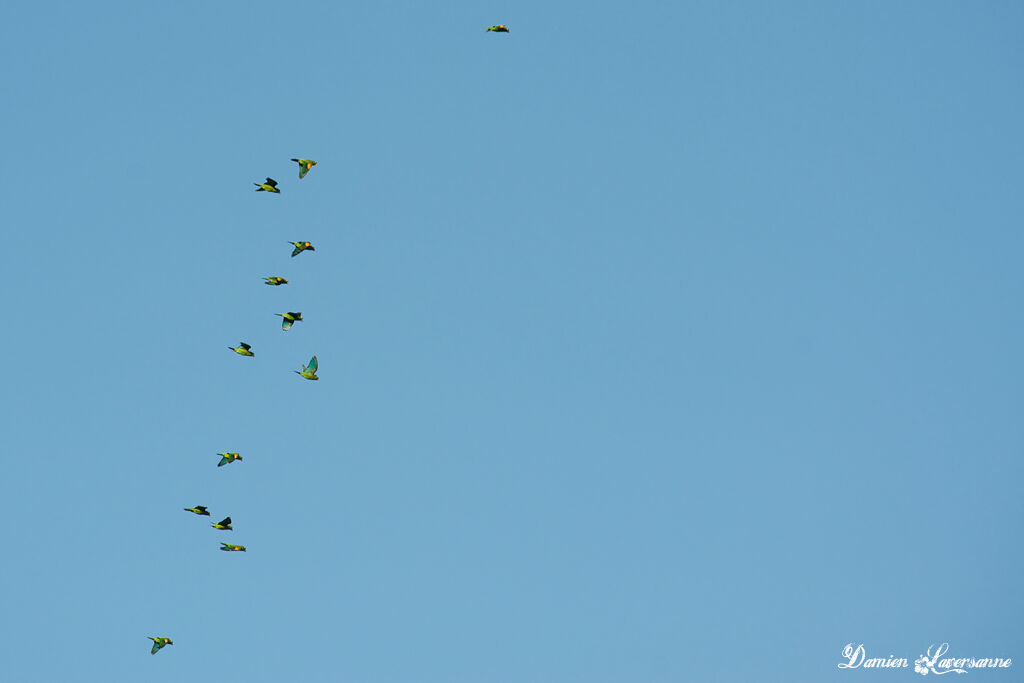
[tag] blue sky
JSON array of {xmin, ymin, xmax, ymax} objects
[{"xmin": 3, "ymin": 2, "xmax": 1022, "ymax": 681}]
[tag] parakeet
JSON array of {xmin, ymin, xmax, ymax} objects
[
  {"xmin": 220, "ymin": 543, "xmax": 247, "ymax": 552},
  {"xmin": 255, "ymin": 178, "xmax": 280, "ymax": 193},
  {"xmin": 149, "ymin": 637, "xmax": 173, "ymax": 654},
  {"xmin": 210, "ymin": 516, "xmax": 232, "ymax": 531},
  {"xmin": 275, "ymin": 311, "xmax": 303, "ymax": 330},
  {"xmin": 184, "ymin": 505, "xmax": 210, "ymax": 516},
  {"xmin": 486, "ymin": 25, "xmax": 510, "ymax": 32},
  {"xmin": 229, "ymin": 342, "xmax": 254, "ymax": 357},
  {"xmin": 217, "ymin": 452, "xmax": 242, "ymax": 467},
  {"xmin": 290, "ymin": 158, "xmax": 318, "ymax": 179},
  {"xmin": 295, "ymin": 355, "xmax": 319, "ymax": 380},
  {"xmin": 264, "ymin": 276, "xmax": 289, "ymax": 286},
  {"xmin": 289, "ymin": 241, "xmax": 315, "ymax": 257}
]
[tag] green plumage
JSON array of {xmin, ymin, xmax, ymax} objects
[
  {"xmin": 255, "ymin": 177, "xmax": 280, "ymax": 193},
  {"xmin": 210, "ymin": 516, "xmax": 232, "ymax": 530},
  {"xmin": 486, "ymin": 25, "xmax": 510, "ymax": 32},
  {"xmin": 149, "ymin": 637, "xmax": 173, "ymax": 654},
  {"xmin": 229, "ymin": 342, "xmax": 254, "ymax": 357},
  {"xmin": 276, "ymin": 311, "xmax": 303, "ymax": 330},
  {"xmin": 217, "ymin": 452, "xmax": 242, "ymax": 467},
  {"xmin": 290, "ymin": 158, "xmax": 318, "ymax": 179},
  {"xmin": 289, "ymin": 241, "xmax": 315, "ymax": 257},
  {"xmin": 184, "ymin": 505, "xmax": 210, "ymax": 516},
  {"xmin": 220, "ymin": 543, "xmax": 247, "ymax": 552},
  {"xmin": 264, "ymin": 276, "xmax": 289, "ymax": 286},
  {"xmin": 295, "ymin": 355, "xmax": 319, "ymax": 380}
]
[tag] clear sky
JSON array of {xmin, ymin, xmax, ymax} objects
[{"xmin": 3, "ymin": 2, "xmax": 1022, "ymax": 681}]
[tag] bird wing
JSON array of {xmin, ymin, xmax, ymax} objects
[
  {"xmin": 266, "ymin": 178, "xmax": 277, "ymax": 187},
  {"xmin": 298, "ymin": 162, "xmax": 309, "ymax": 179},
  {"xmin": 308, "ymin": 356, "xmax": 318, "ymax": 373},
  {"xmin": 150, "ymin": 640, "xmax": 162, "ymax": 654},
  {"xmin": 281, "ymin": 317, "xmax": 294, "ymax": 331},
  {"xmin": 291, "ymin": 244, "xmax": 301, "ymax": 257},
  {"xmin": 240, "ymin": 342, "xmax": 251, "ymax": 351},
  {"xmin": 219, "ymin": 517, "xmax": 231, "ymax": 525}
]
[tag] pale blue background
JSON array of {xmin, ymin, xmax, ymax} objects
[{"xmin": 2, "ymin": 2, "xmax": 1022, "ymax": 681}]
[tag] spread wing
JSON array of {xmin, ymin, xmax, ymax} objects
[
  {"xmin": 265, "ymin": 178, "xmax": 277, "ymax": 187},
  {"xmin": 308, "ymin": 356, "xmax": 318, "ymax": 373}
]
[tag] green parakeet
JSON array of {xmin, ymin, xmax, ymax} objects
[
  {"xmin": 217, "ymin": 452, "xmax": 242, "ymax": 467},
  {"xmin": 229, "ymin": 342, "xmax": 254, "ymax": 357},
  {"xmin": 255, "ymin": 178, "xmax": 280, "ymax": 193},
  {"xmin": 276, "ymin": 311, "xmax": 303, "ymax": 330},
  {"xmin": 290, "ymin": 158, "xmax": 318, "ymax": 179},
  {"xmin": 295, "ymin": 355, "xmax": 319, "ymax": 380},
  {"xmin": 289, "ymin": 241, "xmax": 315, "ymax": 257},
  {"xmin": 149, "ymin": 637, "xmax": 173, "ymax": 654}
]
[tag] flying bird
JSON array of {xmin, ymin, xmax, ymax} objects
[
  {"xmin": 217, "ymin": 452, "xmax": 242, "ymax": 467},
  {"xmin": 486, "ymin": 25, "xmax": 510, "ymax": 32},
  {"xmin": 184, "ymin": 506, "xmax": 210, "ymax": 516},
  {"xmin": 220, "ymin": 543, "xmax": 247, "ymax": 552},
  {"xmin": 276, "ymin": 312, "xmax": 303, "ymax": 330},
  {"xmin": 229, "ymin": 342, "xmax": 254, "ymax": 357},
  {"xmin": 291, "ymin": 158, "xmax": 318, "ymax": 179},
  {"xmin": 210, "ymin": 516, "xmax": 233, "ymax": 531},
  {"xmin": 264, "ymin": 276, "xmax": 289, "ymax": 286},
  {"xmin": 295, "ymin": 355, "xmax": 319, "ymax": 380},
  {"xmin": 255, "ymin": 178, "xmax": 280, "ymax": 193},
  {"xmin": 289, "ymin": 241, "xmax": 315, "ymax": 257},
  {"xmin": 149, "ymin": 637, "xmax": 173, "ymax": 655}
]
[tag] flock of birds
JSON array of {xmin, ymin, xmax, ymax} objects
[
  {"xmin": 148, "ymin": 156, "xmax": 320, "ymax": 655},
  {"xmin": 147, "ymin": 24, "xmax": 511, "ymax": 656}
]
